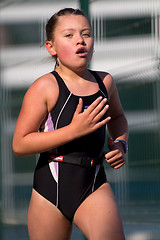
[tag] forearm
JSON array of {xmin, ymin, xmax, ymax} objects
[
  {"xmin": 13, "ymin": 96, "xmax": 110, "ymax": 157},
  {"xmin": 107, "ymin": 114, "xmax": 128, "ymax": 142},
  {"xmin": 13, "ymin": 124, "xmax": 76, "ymax": 157}
]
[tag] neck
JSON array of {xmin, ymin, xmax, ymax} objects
[{"xmin": 55, "ymin": 65, "xmax": 89, "ymax": 82}]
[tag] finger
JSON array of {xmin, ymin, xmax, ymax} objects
[
  {"xmin": 108, "ymin": 137, "xmax": 114, "ymax": 151},
  {"xmin": 92, "ymin": 104, "xmax": 109, "ymax": 123},
  {"xmin": 110, "ymin": 158, "xmax": 125, "ymax": 167},
  {"xmin": 113, "ymin": 161, "xmax": 126, "ymax": 169},
  {"xmin": 105, "ymin": 149, "xmax": 119, "ymax": 161},
  {"xmin": 73, "ymin": 98, "xmax": 83, "ymax": 116},
  {"xmin": 89, "ymin": 98, "xmax": 108, "ymax": 120},
  {"xmin": 92, "ymin": 116, "xmax": 111, "ymax": 131},
  {"xmin": 105, "ymin": 154, "xmax": 124, "ymax": 167},
  {"xmin": 85, "ymin": 96, "xmax": 106, "ymax": 115}
]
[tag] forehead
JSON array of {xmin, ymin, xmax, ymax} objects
[{"xmin": 56, "ymin": 14, "xmax": 91, "ymax": 31}]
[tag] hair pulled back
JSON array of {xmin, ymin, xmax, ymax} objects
[
  {"xmin": 45, "ymin": 8, "xmax": 90, "ymax": 68},
  {"xmin": 46, "ymin": 8, "xmax": 90, "ymax": 41}
]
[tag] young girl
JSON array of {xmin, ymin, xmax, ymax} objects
[{"xmin": 12, "ymin": 8, "xmax": 128, "ymax": 240}]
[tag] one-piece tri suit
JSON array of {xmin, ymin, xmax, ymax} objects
[{"xmin": 33, "ymin": 70, "xmax": 108, "ymax": 221}]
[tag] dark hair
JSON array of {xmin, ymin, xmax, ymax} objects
[{"xmin": 46, "ymin": 8, "xmax": 91, "ymax": 41}]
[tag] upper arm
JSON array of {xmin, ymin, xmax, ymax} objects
[
  {"xmin": 95, "ymin": 71, "xmax": 128, "ymax": 140},
  {"xmin": 97, "ymin": 71, "xmax": 124, "ymax": 119},
  {"xmin": 13, "ymin": 73, "xmax": 59, "ymax": 140},
  {"xmin": 106, "ymin": 77, "xmax": 124, "ymax": 119}
]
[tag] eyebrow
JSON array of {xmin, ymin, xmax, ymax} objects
[{"xmin": 62, "ymin": 28, "xmax": 91, "ymax": 33}]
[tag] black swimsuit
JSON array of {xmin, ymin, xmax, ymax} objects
[{"xmin": 33, "ymin": 70, "xmax": 108, "ymax": 221}]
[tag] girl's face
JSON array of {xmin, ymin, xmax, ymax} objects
[{"xmin": 48, "ymin": 14, "xmax": 94, "ymax": 72}]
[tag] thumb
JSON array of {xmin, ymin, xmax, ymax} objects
[
  {"xmin": 74, "ymin": 98, "xmax": 83, "ymax": 116},
  {"xmin": 107, "ymin": 137, "xmax": 114, "ymax": 151}
]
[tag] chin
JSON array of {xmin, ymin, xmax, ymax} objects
[{"xmin": 72, "ymin": 64, "xmax": 88, "ymax": 73}]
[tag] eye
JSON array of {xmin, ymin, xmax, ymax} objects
[
  {"xmin": 65, "ymin": 34, "xmax": 73, "ymax": 38},
  {"xmin": 82, "ymin": 32, "xmax": 91, "ymax": 37}
]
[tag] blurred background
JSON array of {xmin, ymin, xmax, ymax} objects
[{"xmin": 0, "ymin": 0, "xmax": 160, "ymax": 239}]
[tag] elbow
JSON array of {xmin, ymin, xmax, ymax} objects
[
  {"xmin": 12, "ymin": 140, "xmax": 24, "ymax": 157},
  {"xmin": 12, "ymin": 146, "xmax": 21, "ymax": 157},
  {"xmin": 13, "ymin": 151, "xmax": 23, "ymax": 158}
]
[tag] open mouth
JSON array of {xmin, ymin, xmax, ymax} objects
[{"xmin": 76, "ymin": 47, "xmax": 87, "ymax": 56}]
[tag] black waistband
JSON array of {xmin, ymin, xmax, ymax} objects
[{"xmin": 44, "ymin": 152, "xmax": 104, "ymax": 167}]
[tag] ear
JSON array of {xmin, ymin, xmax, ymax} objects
[{"xmin": 46, "ymin": 41, "xmax": 57, "ymax": 56}]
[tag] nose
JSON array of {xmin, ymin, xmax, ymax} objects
[{"xmin": 76, "ymin": 35, "xmax": 85, "ymax": 45}]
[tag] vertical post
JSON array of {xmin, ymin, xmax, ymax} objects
[
  {"xmin": 0, "ymin": 62, "xmax": 3, "ymax": 240},
  {"xmin": 79, "ymin": 0, "xmax": 90, "ymax": 71},
  {"xmin": 79, "ymin": 1, "xmax": 90, "ymax": 238},
  {"xmin": 79, "ymin": 0, "xmax": 90, "ymax": 18}
]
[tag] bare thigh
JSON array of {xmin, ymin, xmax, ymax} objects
[
  {"xmin": 28, "ymin": 189, "xmax": 72, "ymax": 240},
  {"xmin": 73, "ymin": 183, "xmax": 125, "ymax": 240}
]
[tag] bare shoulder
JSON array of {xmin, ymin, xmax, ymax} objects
[
  {"xmin": 25, "ymin": 72, "xmax": 59, "ymax": 112},
  {"xmin": 95, "ymin": 70, "xmax": 114, "ymax": 99},
  {"xmin": 29, "ymin": 72, "xmax": 58, "ymax": 95}
]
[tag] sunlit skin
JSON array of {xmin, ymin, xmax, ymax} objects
[
  {"xmin": 13, "ymin": 13, "xmax": 128, "ymax": 240},
  {"xmin": 46, "ymin": 15, "xmax": 94, "ymax": 76}
]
